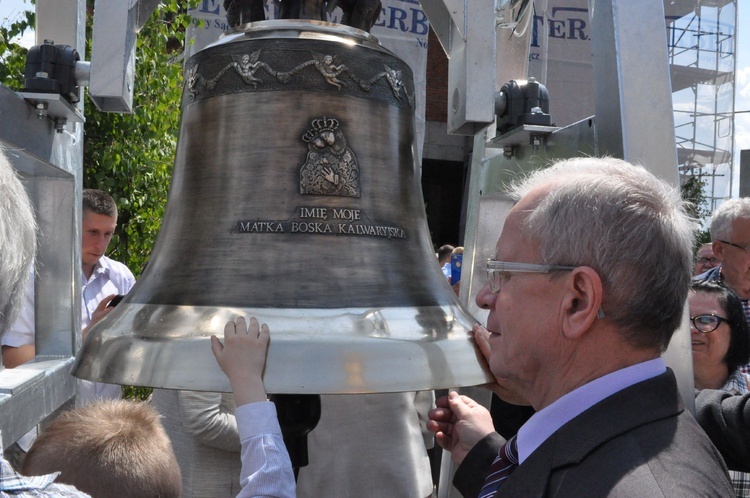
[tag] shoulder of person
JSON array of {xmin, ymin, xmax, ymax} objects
[
  {"xmin": 99, "ymin": 256, "xmax": 136, "ymax": 283},
  {"xmin": 692, "ymin": 265, "xmax": 720, "ymax": 283}
]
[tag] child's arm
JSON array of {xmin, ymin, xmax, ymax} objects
[
  {"xmin": 211, "ymin": 316, "xmax": 295, "ymax": 498},
  {"xmin": 210, "ymin": 316, "xmax": 269, "ymax": 406}
]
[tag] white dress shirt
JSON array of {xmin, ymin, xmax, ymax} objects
[{"xmin": 236, "ymin": 401, "xmax": 295, "ymax": 498}]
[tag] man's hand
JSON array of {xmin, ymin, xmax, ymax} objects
[
  {"xmin": 472, "ymin": 324, "xmax": 531, "ymax": 406},
  {"xmin": 82, "ymin": 294, "xmax": 117, "ymax": 341},
  {"xmin": 427, "ymin": 391, "xmax": 495, "ymax": 465},
  {"xmin": 210, "ymin": 316, "xmax": 269, "ymax": 407}
]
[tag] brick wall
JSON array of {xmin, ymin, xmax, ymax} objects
[{"xmin": 425, "ymin": 28, "xmax": 448, "ymax": 123}]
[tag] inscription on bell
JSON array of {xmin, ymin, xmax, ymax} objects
[
  {"xmin": 237, "ymin": 221, "xmax": 284, "ymax": 233},
  {"xmin": 333, "ymin": 208, "xmax": 361, "ymax": 221},
  {"xmin": 300, "ymin": 207, "xmax": 362, "ymax": 221},
  {"xmin": 299, "ymin": 207, "xmax": 328, "ymax": 219},
  {"xmin": 233, "ymin": 206, "xmax": 406, "ymax": 240},
  {"xmin": 291, "ymin": 222, "xmax": 334, "ymax": 233}
]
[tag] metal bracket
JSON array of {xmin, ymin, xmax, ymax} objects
[
  {"xmin": 18, "ymin": 92, "xmax": 85, "ymax": 132},
  {"xmin": 420, "ymin": 0, "xmax": 496, "ymax": 135},
  {"xmin": 486, "ymin": 123, "xmax": 560, "ymax": 157},
  {"xmin": 89, "ymin": 0, "xmax": 159, "ymax": 113}
]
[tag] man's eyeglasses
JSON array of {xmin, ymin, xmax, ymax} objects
[
  {"xmin": 718, "ymin": 240, "xmax": 750, "ymax": 253},
  {"xmin": 486, "ymin": 260, "xmax": 576, "ymax": 294},
  {"xmin": 690, "ymin": 314, "xmax": 729, "ymax": 333},
  {"xmin": 696, "ymin": 257, "xmax": 718, "ymax": 265}
]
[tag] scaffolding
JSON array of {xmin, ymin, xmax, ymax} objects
[{"xmin": 667, "ymin": 0, "xmax": 737, "ymax": 213}]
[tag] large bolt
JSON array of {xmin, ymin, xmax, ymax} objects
[
  {"xmin": 530, "ymin": 134, "xmax": 542, "ymax": 151},
  {"xmin": 35, "ymin": 102, "xmax": 48, "ymax": 119},
  {"xmin": 54, "ymin": 118, "xmax": 68, "ymax": 133}
]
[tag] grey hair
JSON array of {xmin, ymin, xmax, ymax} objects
[
  {"xmin": 0, "ymin": 149, "xmax": 37, "ymax": 336},
  {"xmin": 508, "ymin": 157, "xmax": 697, "ymax": 352},
  {"xmin": 709, "ymin": 198, "xmax": 750, "ymax": 242}
]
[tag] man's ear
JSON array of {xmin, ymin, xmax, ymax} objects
[
  {"xmin": 712, "ymin": 240, "xmax": 725, "ymax": 262},
  {"xmin": 560, "ymin": 266, "xmax": 602, "ymax": 340}
]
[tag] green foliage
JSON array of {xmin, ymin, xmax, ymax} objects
[
  {"xmin": 681, "ymin": 175, "xmax": 709, "ymax": 220},
  {"xmin": 0, "ymin": 5, "xmax": 34, "ymax": 89},
  {"xmin": 83, "ymin": 0, "xmax": 198, "ymax": 278},
  {"xmin": 680, "ymin": 174, "xmax": 711, "ymax": 246},
  {"xmin": 122, "ymin": 385, "xmax": 153, "ymax": 401}
]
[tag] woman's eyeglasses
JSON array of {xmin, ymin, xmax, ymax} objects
[{"xmin": 690, "ymin": 314, "xmax": 729, "ymax": 333}]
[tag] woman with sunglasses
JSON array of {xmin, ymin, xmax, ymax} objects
[{"xmin": 690, "ymin": 280, "xmax": 750, "ymax": 496}]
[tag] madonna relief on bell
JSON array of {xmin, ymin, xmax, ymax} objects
[{"xmin": 299, "ymin": 117, "xmax": 361, "ymax": 198}]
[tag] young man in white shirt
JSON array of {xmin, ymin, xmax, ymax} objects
[{"xmin": 2, "ymin": 189, "xmax": 135, "ymax": 403}]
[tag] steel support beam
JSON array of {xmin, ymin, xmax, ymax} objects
[
  {"xmin": 420, "ymin": 0, "xmax": 497, "ymax": 135},
  {"xmin": 589, "ymin": 0, "xmax": 678, "ymax": 182}
]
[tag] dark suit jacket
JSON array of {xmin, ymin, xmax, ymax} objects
[
  {"xmin": 454, "ymin": 370, "xmax": 733, "ymax": 497},
  {"xmin": 695, "ymin": 388, "xmax": 750, "ymax": 472}
]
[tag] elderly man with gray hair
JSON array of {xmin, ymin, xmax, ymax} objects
[
  {"xmin": 428, "ymin": 157, "xmax": 733, "ymax": 497},
  {"xmin": 696, "ymin": 198, "xmax": 750, "ymax": 295},
  {"xmin": 694, "ymin": 197, "xmax": 750, "ymax": 374}
]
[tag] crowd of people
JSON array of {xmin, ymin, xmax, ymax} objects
[{"xmin": 6, "ymin": 149, "xmax": 750, "ymax": 497}]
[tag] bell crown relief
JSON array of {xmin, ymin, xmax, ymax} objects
[{"xmin": 303, "ymin": 117, "xmax": 340, "ymax": 142}]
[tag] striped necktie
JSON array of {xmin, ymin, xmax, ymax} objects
[{"xmin": 478, "ymin": 435, "xmax": 519, "ymax": 498}]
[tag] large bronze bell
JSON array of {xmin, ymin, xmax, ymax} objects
[{"xmin": 72, "ymin": 21, "xmax": 492, "ymax": 394}]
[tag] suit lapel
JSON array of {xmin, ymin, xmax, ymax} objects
[{"xmin": 498, "ymin": 370, "xmax": 682, "ymax": 496}]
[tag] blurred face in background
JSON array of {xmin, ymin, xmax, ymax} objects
[
  {"xmin": 713, "ymin": 218, "xmax": 750, "ymax": 298},
  {"xmin": 694, "ymin": 243, "xmax": 718, "ymax": 276}
]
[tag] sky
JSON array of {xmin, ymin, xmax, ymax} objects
[
  {"xmin": 0, "ymin": 0, "xmax": 34, "ymax": 46},
  {"xmin": 735, "ymin": 3, "xmax": 750, "ymax": 196},
  {"xmin": 2, "ymin": 0, "xmax": 749, "ymax": 196}
]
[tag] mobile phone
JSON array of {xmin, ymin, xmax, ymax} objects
[
  {"xmin": 107, "ymin": 294, "xmax": 125, "ymax": 308},
  {"xmin": 451, "ymin": 254, "xmax": 463, "ymax": 284}
]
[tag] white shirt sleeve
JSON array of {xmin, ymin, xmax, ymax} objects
[
  {"xmin": 236, "ymin": 401, "xmax": 296, "ymax": 498},
  {"xmin": 1, "ymin": 269, "xmax": 35, "ymax": 347}
]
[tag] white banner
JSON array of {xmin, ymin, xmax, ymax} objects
[{"xmin": 527, "ymin": 0, "xmax": 594, "ymax": 128}]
